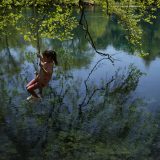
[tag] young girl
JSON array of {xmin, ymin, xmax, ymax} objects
[{"xmin": 26, "ymin": 49, "xmax": 58, "ymax": 101}]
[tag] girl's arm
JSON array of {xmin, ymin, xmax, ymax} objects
[
  {"xmin": 40, "ymin": 62, "xmax": 53, "ymax": 75},
  {"xmin": 39, "ymin": 63, "xmax": 51, "ymax": 74},
  {"xmin": 37, "ymin": 53, "xmax": 45, "ymax": 62}
]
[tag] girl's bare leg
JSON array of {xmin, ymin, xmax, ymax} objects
[
  {"xmin": 27, "ymin": 82, "xmax": 40, "ymax": 98},
  {"xmin": 26, "ymin": 79, "xmax": 37, "ymax": 88}
]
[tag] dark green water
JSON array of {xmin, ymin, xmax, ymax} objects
[{"xmin": 0, "ymin": 6, "xmax": 160, "ymax": 160}]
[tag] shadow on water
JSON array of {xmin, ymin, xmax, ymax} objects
[{"xmin": 0, "ymin": 5, "xmax": 160, "ymax": 160}]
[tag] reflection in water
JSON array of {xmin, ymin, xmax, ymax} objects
[
  {"xmin": 0, "ymin": 60, "xmax": 153, "ymax": 160},
  {"xmin": 0, "ymin": 5, "xmax": 160, "ymax": 160},
  {"xmin": 141, "ymin": 15, "xmax": 160, "ymax": 65}
]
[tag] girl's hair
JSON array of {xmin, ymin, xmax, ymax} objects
[{"xmin": 42, "ymin": 49, "xmax": 58, "ymax": 65}]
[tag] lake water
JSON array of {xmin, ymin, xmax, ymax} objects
[{"xmin": 0, "ymin": 6, "xmax": 160, "ymax": 160}]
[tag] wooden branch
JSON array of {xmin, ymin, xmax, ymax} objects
[{"xmin": 78, "ymin": 0, "xmax": 115, "ymax": 64}]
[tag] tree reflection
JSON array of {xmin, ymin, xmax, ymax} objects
[
  {"xmin": 1, "ymin": 4, "xmax": 160, "ymax": 160},
  {"xmin": 1, "ymin": 6, "xmax": 160, "ymax": 70},
  {"xmin": 141, "ymin": 14, "xmax": 160, "ymax": 65},
  {"xmin": 0, "ymin": 6, "xmax": 93, "ymax": 71},
  {"xmin": 75, "ymin": 7, "xmax": 160, "ymax": 64},
  {"xmin": 0, "ymin": 59, "xmax": 158, "ymax": 160}
]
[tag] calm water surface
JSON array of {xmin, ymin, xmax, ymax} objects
[
  {"xmin": 0, "ymin": 6, "xmax": 160, "ymax": 160},
  {"xmin": 72, "ymin": 9, "xmax": 160, "ymax": 110}
]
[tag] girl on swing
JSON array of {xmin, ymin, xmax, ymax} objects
[{"xmin": 26, "ymin": 49, "xmax": 58, "ymax": 101}]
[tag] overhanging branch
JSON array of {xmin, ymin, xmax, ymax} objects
[{"xmin": 78, "ymin": 0, "xmax": 115, "ymax": 64}]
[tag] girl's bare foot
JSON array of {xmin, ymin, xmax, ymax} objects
[{"xmin": 26, "ymin": 95, "xmax": 41, "ymax": 101}]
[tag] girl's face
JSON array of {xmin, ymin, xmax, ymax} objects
[
  {"xmin": 43, "ymin": 55, "xmax": 48, "ymax": 62},
  {"xmin": 43, "ymin": 55, "xmax": 52, "ymax": 62}
]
